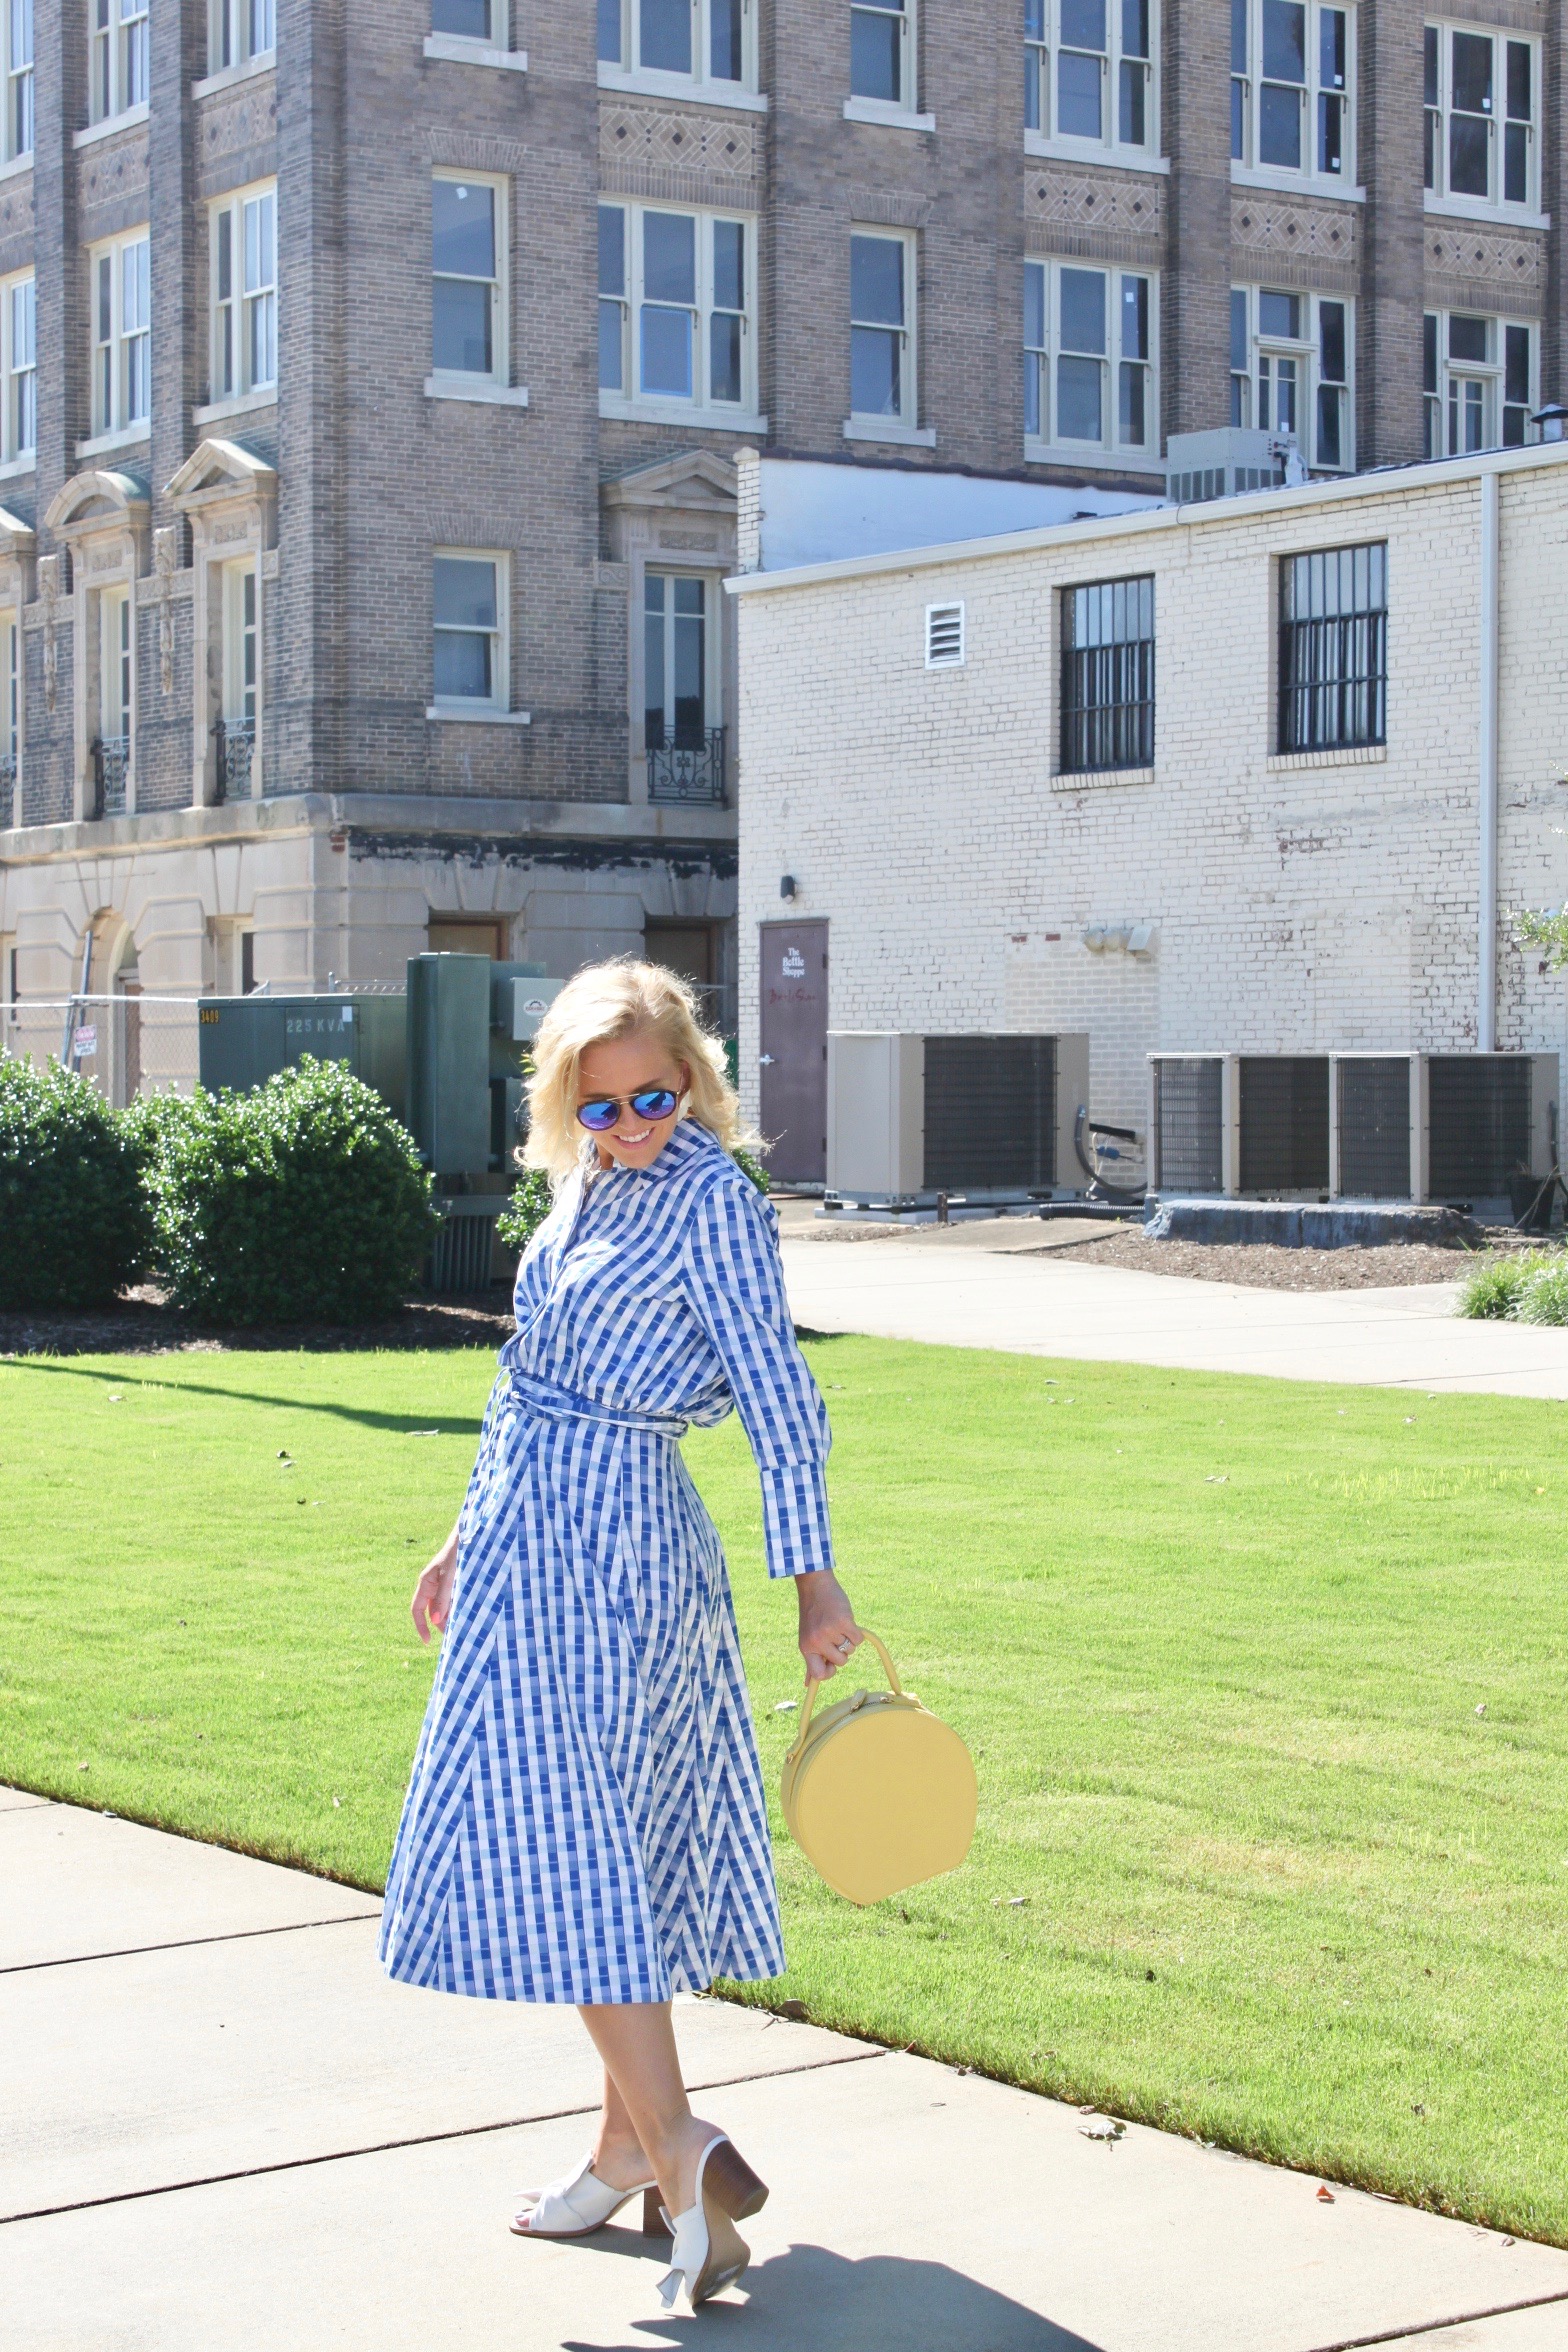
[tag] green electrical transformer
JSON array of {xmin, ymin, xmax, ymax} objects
[{"xmin": 196, "ymin": 994, "xmax": 407, "ymax": 1114}]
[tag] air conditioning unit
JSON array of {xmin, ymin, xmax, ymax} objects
[
  {"xmin": 1153, "ymin": 1050, "xmax": 1559, "ymax": 1202},
  {"xmin": 827, "ymin": 1032, "xmax": 1090, "ymax": 1205},
  {"xmin": 1164, "ymin": 428, "xmax": 1291, "ymax": 506}
]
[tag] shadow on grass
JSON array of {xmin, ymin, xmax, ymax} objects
[{"xmin": 10, "ymin": 1360, "xmax": 486, "ymax": 1438}]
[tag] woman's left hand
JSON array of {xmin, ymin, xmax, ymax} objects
[{"xmin": 796, "ymin": 1569, "xmax": 865, "ymax": 1684}]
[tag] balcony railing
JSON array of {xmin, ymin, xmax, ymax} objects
[
  {"xmin": 0, "ymin": 748, "xmax": 15, "ymax": 830},
  {"xmin": 214, "ymin": 716, "xmax": 255, "ymax": 804},
  {"xmin": 647, "ymin": 725, "xmax": 727, "ymax": 807},
  {"xmin": 90, "ymin": 735, "xmax": 129, "ymax": 819}
]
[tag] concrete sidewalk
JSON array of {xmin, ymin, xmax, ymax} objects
[
  {"xmin": 5, "ymin": 1788, "xmax": 1567, "ymax": 2351},
  {"xmin": 781, "ymin": 1238, "xmax": 1568, "ymax": 1397}
]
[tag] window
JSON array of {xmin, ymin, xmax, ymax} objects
[
  {"xmin": 100, "ymin": 584, "xmax": 132, "ymax": 741},
  {"xmin": 1024, "ymin": 260, "xmax": 1156, "ymax": 459},
  {"xmin": 1, "ymin": 609, "xmax": 20, "ymax": 809},
  {"xmin": 1025, "ymin": 0, "xmax": 1155, "ymax": 156},
  {"xmin": 0, "ymin": 269, "xmax": 33, "ymax": 461},
  {"xmin": 1229, "ymin": 285, "xmax": 1352, "ymax": 470},
  {"xmin": 598, "ymin": 203, "xmax": 754, "ymax": 415},
  {"xmin": 1424, "ymin": 25, "xmax": 1538, "ymax": 214},
  {"xmin": 431, "ymin": 173, "xmax": 507, "ymax": 385},
  {"xmin": 90, "ymin": 230, "xmax": 150, "ymax": 436},
  {"xmin": 850, "ymin": 231, "xmax": 915, "ymax": 426},
  {"xmin": 598, "ymin": 0, "xmax": 751, "ymax": 89},
  {"xmin": 1423, "ymin": 311, "xmax": 1535, "ymax": 457},
  {"xmin": 5, "ymin": 0, "xmax": 32, "ymax": 162},
  {"xmin": 1060, "ymin": 577, "xmax": 1154, "ymax": 773},
  {"xmin": 1231, "ymin": 0, "xmax": 1352, "ymax": 184},
  {"xmin": 644, "ymin": 573, "xmax": 711, "ymax": 749},
  {"xmin": 432, "ymin": 552, "xmax": 506, "ymax": 709},
  {"xmin": 434, "ymin": 0, "xmax": 501, "ymax": 37},
  {"xmin": 1277, "ymin": 543, "xmax": 1385, "ymax": 753},
  {"xmin": 925, "ymin": 601, "xmax": 964, "ymax": 667},
  {"xmin": 210, "ymin": 183, "xmax": 276, "ymax": 399},
  {"xmin": 850, "ymin": 0, "xmax": 910, "ymax": 106},
  {"xmin": 90, "ymin": 0, "xmax": 149, "ymax": 124},
  {"xmin": 210, "ymin": 0, "xmax": 273, "ymax": 71},
  {"xmin": 222, "ymin": 560, "xmax": 257, "ymax": 723}
]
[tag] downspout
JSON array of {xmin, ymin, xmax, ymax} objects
[{"xmin": 1477, "ymin": 465, "xmax": 1500, "ymax": 1051}]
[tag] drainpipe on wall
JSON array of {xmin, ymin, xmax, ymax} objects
[{"xmin": 1477, "ymin": 465, "xmax": 1500, "ymax": 1052}]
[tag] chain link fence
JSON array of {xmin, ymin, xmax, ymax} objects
[{"xmin": 1, "ymin": 996, "xmax": 203, "ymax": 1103}]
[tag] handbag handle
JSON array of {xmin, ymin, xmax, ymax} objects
[{"xmin": 784, "ymin": 1627, "xmax": 903, "ymax": 1765}]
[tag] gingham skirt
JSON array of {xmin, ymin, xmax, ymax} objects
[{"xmin": 377, "ymin": 1371, "xmax": 787, "ymax": 2004}]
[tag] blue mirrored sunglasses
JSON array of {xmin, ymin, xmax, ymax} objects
[{"xmin": 576, "ymin": 1086, "xmax": 681, "ymax": 1134}]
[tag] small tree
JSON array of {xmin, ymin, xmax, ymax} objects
[
  {"xmin": 148, "ymin": 1057, "xmax": 440, "ymax": 1325},
  {"xmin": 0, "ymin": 1055, "xmax": 154, "ymax": 1309}
]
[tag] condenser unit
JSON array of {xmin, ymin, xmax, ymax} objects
[
  {"xmin": 1149, "ymin": 1053, "xmax": 1331, "ymax": 1196},
  {"xmin": 826, "ymin": 1032, "xmax": 1090, "ymax": 1205}
]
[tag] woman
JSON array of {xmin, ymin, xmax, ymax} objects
[{"xmin": 379, "ymin": 958, "xmax": 863, "ymax": 2313}]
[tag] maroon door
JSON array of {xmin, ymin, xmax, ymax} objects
[{"xmin": 758, "ymin": 920, "xmax": 828, "ymax": 1184}]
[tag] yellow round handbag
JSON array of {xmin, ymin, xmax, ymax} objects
[{"xmin": 779, "ymin": 1630, "xmax": 977, "ymax": 1906}]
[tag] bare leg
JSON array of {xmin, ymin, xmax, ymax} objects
[
  {"xmin": 578, "ymin": 2002, "xmax": 723, "ymax": 2225},
  {"xmin": 590, "ymin": 2064, "xmax": 652, "ymax": 2191}
]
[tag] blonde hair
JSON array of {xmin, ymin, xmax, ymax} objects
[{"xmin": 522, "ymin": 957, "xmax": 756, "ymax": 1181}]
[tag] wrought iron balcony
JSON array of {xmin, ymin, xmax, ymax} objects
[
  {"xmin": 90, "ymin": 734, "xmax": 129, "ymax": 819},
  {"xmin": 0, "ymin": 749, "xmax": 15, "ymax": 830},
  {"xmin": 214, "ymin": 716, "xmax": 255, "ymax": 804},
  {"xmin": 646, "ymin": 725, "xmax": 727, "ymax": 807}
]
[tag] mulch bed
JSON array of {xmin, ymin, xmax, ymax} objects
[
  {"xmin": 1039, "ymin": 1229, "xmax": 1557, "ymax": 1292},
  {"xmin": 0, "ymin": 1284, "xmax": 518, "ymax": 1358}
]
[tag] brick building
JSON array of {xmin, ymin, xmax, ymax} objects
[
  {"xmin": 0, "ymin": 3, "xmax": 1563, "ymax": 1047},
  {"xmin": 727, "ymin": 441, "xmax": 1568, "ymax": 1182}
]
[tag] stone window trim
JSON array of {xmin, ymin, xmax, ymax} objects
[
  {"xmin": 167, "ymin": 436, "xmax": 278, "ymax": 809},
  {"xmin": 424, "ymin": 33, "xmax": 528, "ymax": 72},
  {"xmin": 601, "ymin": 448, "xmax": 739, "ymax": 810},
  {"xmin": 42, "ymin": 466, "xmax": 151, "ymax": 823},
  {"xmin": 1025, "ymin": 131, "xmax": 1168, "ymax": 177},
  {"xmin": 72, "ymin": 98, "xmax": 148, "ymax": 150},
  {"xmin": 192, "ymin": 49, "xmax": 274, "ymax": 103},
  {"xmin": 194, "ymin": 384, "xmax": 277, "ymax": 429},
  {"xmin": 598, "ymin": 65, "xmax": 764, "ymax": 113}
]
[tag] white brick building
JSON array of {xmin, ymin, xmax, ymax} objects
[{"xmin": 728, "ymin": 441, "xmax": 1568, "ymax": 1179}]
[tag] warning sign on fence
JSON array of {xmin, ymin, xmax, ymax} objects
[{"xmin": 72, "ymin": 1026, "xmax": 97, "ymax": 1058}]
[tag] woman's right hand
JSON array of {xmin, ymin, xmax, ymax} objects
[{"xmin": 411, "ymin": 1528, "xmax": 460, "ymax": 1645}]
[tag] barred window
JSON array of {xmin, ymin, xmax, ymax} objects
[
  {"xmin": 1059, "ymin": 575, "xmax": 1154, "ymax": 774},
  {"xmin": 1277, "ymin": 543, "xmax": 1385, "ymax": 753}
]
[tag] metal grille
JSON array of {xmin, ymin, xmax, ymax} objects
[
  {"xmin": 647, "ymin": 726, "xmax": 726, "ymax": 806},
  {"xmin": 1239, "ymin": 1056, "xmax": 1330, "ymax": 1194},
  {"xmin": 0, "ymin": 749, "xmax": 14, "ymax": 828},
  {"xmin": 429, "ymin": 1200, "xmax": 502, "ymax": 1294},
  {"xmin": 215, "ymin": 717, "xmax": 255, "ymax": 802},
  {"xmin": 1337, "ymin": 1058, "xmax": 1411, "ymax": 1198},
  {"xmin": 1059, "ymin": 576, "xmax": 1155, "ymax": 774},
  {"xmin": 1155, "ymin": 1057, "xmax": 1223, "ymax": 1192},
  {"xmin": 1428, "ymin": 1056, "xmax": 1531, "ymax": 1200},
  {"xmin": 91, "ymin": 734, "xmax": 130, "ymax": 817},
  {"xmin": 1278, "ymin": 543, "xmax": 1386, "ymax": 752},
  {"xmin": 923, "ymin": 1035, "xmax": 1056, "ymax": 1192}
]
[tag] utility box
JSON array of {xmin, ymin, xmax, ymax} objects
[
  {"xmin": 1165, "ymin": 428, "xmax": 1286, "ymax": 505},
  {"xmin": 197, "ymin": 994, "xmax": 406, "ymax": 1116},
  {"xmin": 406, "ymin": 954, "xmax": 491, "ymax": 1178},
  {"xmin": 826, "ymin": 1032, "xmax": 1089, "ymax": 1203},
  {"xmin": 510, "ymin": 974, "xmax": 563, "ymax": 1042}
]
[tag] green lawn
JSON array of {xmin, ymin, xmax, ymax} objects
[{"xmin": 2, "ymin": 1339, "xmax": 1566, "ymax": 2243}]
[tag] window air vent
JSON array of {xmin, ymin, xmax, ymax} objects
[{"xmin": 925, "ymin": 601, "xmax": 965, "ymax": 668}]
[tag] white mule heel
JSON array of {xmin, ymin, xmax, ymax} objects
[
  {"xmin": 510, "ymin": 2152, "xmax": 665, "ymax": 2239},
  {"xmin": 655, "ymin": 2136, "xmax": 769, "ymax": 2310}
]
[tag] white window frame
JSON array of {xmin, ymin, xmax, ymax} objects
[
  {"xmin": 221, "ymin": 556, "xmax": 258, "ymax": 725},
  {"xmin": 1023, "ymin": 258, "xmax": 1159, "ymax": 465},
  {"xmin": 845, "ymin": 0, "xmax": 931, "ymax": 128},
  {"xmin": 4, "ymin": 0, "xmax": 33, "ymax": 165},
  {"xmin": 431, "ymin": 548, "xmax": 509, "ymax": 716},
  {"xmin": 1423, "ymin": 22, "xmax": 1542, "ymax": 225},
  {"xmin": 1024, "ymin": 0, "xmax": 1160, "ymax": 170},
  {"xmin": 1230, "ymin": 0, "xmax": 1357, "ymax": 198},
  {"xmin": 209, "ymin": 0, "xmax": 274, "ymax": 74},
  {"xmin": 1229, "ymin": 283, "xmax": 1354, "ymax": 473},
  {"xmin": 429, "ymin": 169, "xmax": 509, "ymax": 392},
  {"xmin": 98, "ymin": 581, "xmax": 133, "ymax": 749},
  {"xmin": 642, "ymin": 566, "xmax": 723, "ymax": 750},
  {"xmin": 88, "ymin": 227, "xmax": 150, "ymax": 439},
  {"xmin": 846, "ymin": 227, "xmax": 930, "ymax": 444},
  {"xmin": 208, "ymin": 179, "xmax": 276, "ymax": 404},
  {"xmin": 598, "ymin": 200, "xmax": 760, "ymax": 429},
  {"xmin": 0, "ymin": 266, "xmax": 33, "ymax": 468},
  {"xmin": 1423, "ymin": 309, "xmax": 1537, "ymax": 458},
  {"xmin": 597, "ymin": 0, "xmax": 759, "ymax": 103},
  {"xmin": 89, "ymin": 0, "xmax": 150, "ymax": 127},
  {"xmin": 1, "ymin": 606, "xmax": 21, "ymax": 803}
]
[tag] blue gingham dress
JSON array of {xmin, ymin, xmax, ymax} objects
[{"xmin": 378, "ymin": 1117, "xmax": 835, "ymax": 2004}]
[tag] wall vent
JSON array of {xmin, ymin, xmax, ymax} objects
[{"xmin": 925, "ymin": 601, "xmax": 965, "ymax": 668}]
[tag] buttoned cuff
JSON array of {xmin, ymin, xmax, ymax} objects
[{"xmin": 759, "ymin": 1458, "xmax": 836, "ymax": 1580}]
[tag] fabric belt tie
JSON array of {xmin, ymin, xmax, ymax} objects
[{"xmin": 507, "ymin": 1368, "xmax": 687, "ymax": 1440}]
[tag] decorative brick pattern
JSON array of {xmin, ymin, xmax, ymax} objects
[
  {"xmin": 599, "ymin": 102, "xmax": 760, "ymax": 208},
  {"xmin": 1425, "ymin": 224, "xmax": 1545, "ymax": 313},
  {"xmin": 1025, "ymin": 168, "xmax": 1165, "ymax": 240},
  {"xmin": 1233, "ymin": 196, "xmax": 1360, "ymax": 267}
]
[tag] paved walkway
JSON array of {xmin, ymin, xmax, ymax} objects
[
  {"xmin": 6, "ymin": 1788, "xmax": 1568, "ymax": 2350},
  {"xmin": 780, "ymin": 1233, "xmax": 1568, "ymax": 1397}
]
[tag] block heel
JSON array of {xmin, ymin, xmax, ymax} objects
[{"xmin": 702, "ymin": 2138, "xmax": 769, "ymax": 2222}]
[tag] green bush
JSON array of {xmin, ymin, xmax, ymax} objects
[
  {"xmin": 497, "ymin": 1132, "xmax": 771, "ymax": 1263},
  {"xmin": 1457, "ymin": 1253, "xmax": 1541, "ymax": 1320},
  {"xmin": 1515, "ymin": 1258, "xmax": 1568, "ymax": 1326},
  {"xmin": 0, "ymin": 1054, "xmax": 154, "ymax": 1310},
  {"xmin": 147, "ymin": 1057, "xmax": 439, "ymax": 1325}
]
